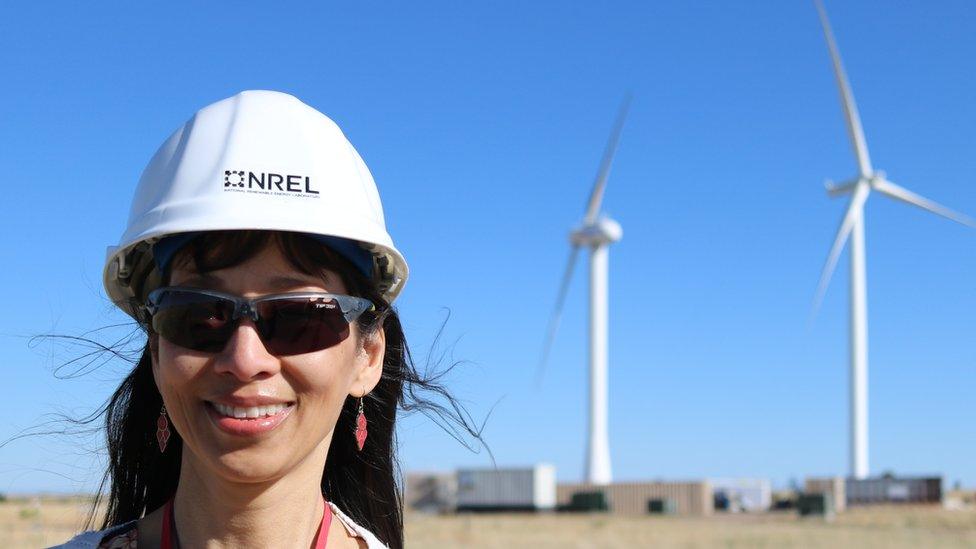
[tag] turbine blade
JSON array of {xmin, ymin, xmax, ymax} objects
[
  {"xmin": 584, "ymin": 95, "xmax": 632, "ymax": 224},
  {"xmin": 826, "ymin": 177, "xmax": 859, "ymax": 197},
  {"xmin": 814, "ymin": 0, "xmax": 873, "ymax": 177},
  {"xmin": 535, "ymin": 246, "xmax": 581, "ymax": 387},
  {"xmin": 813, "ymin": 183, "xmax": 870, "ymax": 315},
  {"xmin": 874, "ymin": 179, "xmax": 976, "ymax": 228}
]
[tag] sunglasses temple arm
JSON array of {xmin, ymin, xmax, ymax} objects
[
  {"xmin": 138, "ymin": 303, "xmax": 156, "ymax": 324},
  {"xmin": 341, "ymin": 299, "xmax": 375, "ymax": 322}
]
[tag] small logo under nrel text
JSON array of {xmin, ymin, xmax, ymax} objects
[{"xmin": 223, "ymin": 170, "xmax": 320, "ymax": 197}]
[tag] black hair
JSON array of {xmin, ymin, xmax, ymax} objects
[{"xmin": 91, "ymin": 230, "xmax": 488, "ymax": 549}]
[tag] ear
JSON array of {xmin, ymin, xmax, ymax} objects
[{"xmin": 350, "ymin": 325, "xmax": 386, "ymax": 397}]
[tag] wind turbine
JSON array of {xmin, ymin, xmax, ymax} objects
[
  {"xmin": 538, "ymin": 98, "xmax": 630, "ymax": 485},
  {"xmin": 812, "ymin": 0, "xmax": 974, "ymax": 480}
]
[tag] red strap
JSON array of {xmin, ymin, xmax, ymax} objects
[
  {"xmin": 314, "ymin": 499, "xmax": 333, "ymax": 549},
  {"xmin": 160, "ymin": 496, "xmax": 331, "ymax": 549},
  {"xmin": 161, "ymin": 498, "xmax": 174, "ymax": 549}
]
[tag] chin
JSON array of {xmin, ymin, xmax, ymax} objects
[{"xmin": 209, "ymin": 449, "xmax": 300, "ymax": 484}]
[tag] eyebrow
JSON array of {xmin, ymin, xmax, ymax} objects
[
  {"xmin": 265, "ymin": 275, "xmax": 331, "ymax": 292},
  {"xmin": 172, "ymin": 273, "xmax": 221, "ymax": 288}
]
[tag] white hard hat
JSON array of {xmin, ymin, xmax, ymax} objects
[{"xmin": 103, "ymin": 90, "xmax": 408, "ymax": 319}]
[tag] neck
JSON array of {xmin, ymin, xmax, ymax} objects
[{"xmin": 171, "ymin": 443, "xmax": 329, "ymax": 549}]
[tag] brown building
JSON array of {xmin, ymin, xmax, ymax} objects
[{"xmin": 557, "ymin": 481, "xmax": 714, "ymax": 516}]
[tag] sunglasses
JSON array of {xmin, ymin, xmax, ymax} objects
[{"xmin": 144, "ymin": 287, "xmax": 375, "ymax": 355}]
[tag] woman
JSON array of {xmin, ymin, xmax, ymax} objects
[{"xmin": 56, "ymin": 90, "xmax": 473, "ymax": 548}]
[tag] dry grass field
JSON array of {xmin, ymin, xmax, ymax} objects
[
  {"xmin": 405, "ymin": 506, "xmax": 976, "ymax": 548},
  {"xmin": 1, "ymin": 496, "xmax": 974, "ymax": 548}
]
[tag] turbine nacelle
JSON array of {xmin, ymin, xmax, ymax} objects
[
  {"xmin": 570, "ymin": 216, "xmax": 623, "ymax": 247},
  {"xmin": 824, "ymin": 171, "xmax": 886, "ymax": 197}
]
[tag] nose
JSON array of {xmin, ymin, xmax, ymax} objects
[{"xmin": 212, "ymin": 318, "xmax": 281, "ymax": 381}]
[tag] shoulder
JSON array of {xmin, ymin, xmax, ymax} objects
[
  {"xmin": 330, "ymin": 502, "xmax": 390, "ymax": 549},
  {"xmin": 47, "ymin": 521, "xmax": 138, "ymax": 549},
  {"xmin": 52, "ymin": 507, "xmax": 386, "ymax": 549}
]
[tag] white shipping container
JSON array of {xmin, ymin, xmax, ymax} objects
[
  {"xmin": 456, "ymin": 464, "xmax": 556, "ymax": 511},
  {"xmin": 710, "ymin": 478, "xmax": 772, "ymax": 512}
]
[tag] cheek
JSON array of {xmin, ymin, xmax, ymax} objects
[
  {"xmin": 289, "ymin": 344, "xmax": 361, "ymax": 398},
  {"xmin": 153, "ymin": 339, "xmax": 210, "ymax": 430},
  {"xmin": 155, "ymin": 338, "xmax": 207, "ymax": 384}
]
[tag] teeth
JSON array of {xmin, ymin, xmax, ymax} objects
[{"xmin": 212, "ymin": 402, "xmax": 288, "ymax": 419}]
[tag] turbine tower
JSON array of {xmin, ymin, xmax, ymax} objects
[
  {"xmin": 812, "ymin": 0, "xmax": 975, "ymax": 479},
  {"xmin": 538, "ymin": 98, "xmax": 630, "ymax": 485}
]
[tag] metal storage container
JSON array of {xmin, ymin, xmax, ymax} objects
[
  {"xmin": 846, "ymin": 475, "xmax": 942, "ymax": 505},
  {"xmin": 455, "ymin": 464, "xmax": 556, "ymax": 511},
  {"xmin": 710, "ymin": 478, "xmax": 772, "ymax": 512}
]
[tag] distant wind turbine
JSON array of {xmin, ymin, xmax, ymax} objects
[
  {"xmin": 538, "ymin": 97, "xmax": 630, "ymax": 485},
  {"xmin": 812, "ymin": 0, "xmax": 975, "ymax": 480}
]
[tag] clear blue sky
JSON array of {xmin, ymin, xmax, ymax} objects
[{"xmin": 1, "ymin": 1, "xmax": 973, "ymax": 494}]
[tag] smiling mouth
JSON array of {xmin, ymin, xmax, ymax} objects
[{"xmin": 208, "ymin": 401, "xmax": 294, "ymax": 419}]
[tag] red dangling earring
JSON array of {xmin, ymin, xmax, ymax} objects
[
  {"xmin": 355, "ymin": 397, "xmax": 368, "ymax": 451},
  {"xmin": 157, "ymin": 405, "xmax": 171, "ymax": 453}
]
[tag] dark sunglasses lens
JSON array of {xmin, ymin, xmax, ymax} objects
[
  {"xmin": 151, "ymin": 291, "xmax": 236, "ymax": 353},
  {"xmin": 256, "ymin": 297, "xmax": 350, "ymax": 355}
]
